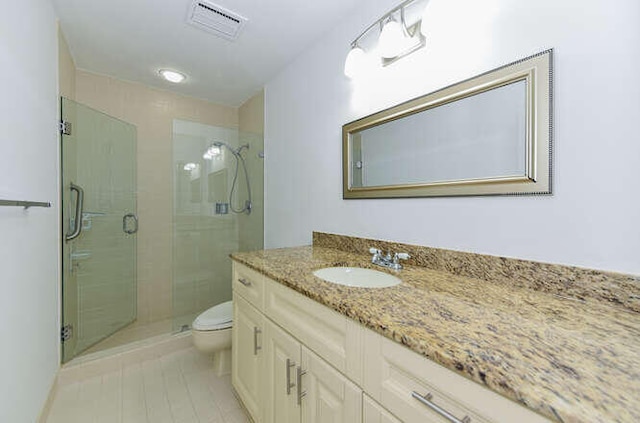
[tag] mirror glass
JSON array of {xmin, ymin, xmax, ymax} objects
[
  {"xmin": 352, "ymin": 80, "xmax": 527, "ymax": 187},
  {"xmin": 343, "ymin": 50, "xmax": 552, "ymax": 198}
]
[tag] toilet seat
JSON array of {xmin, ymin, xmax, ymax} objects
[{"xmin": 193, "ymin": 300, "xmax": 233, "ymax": 331}]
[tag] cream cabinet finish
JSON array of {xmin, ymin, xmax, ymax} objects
[
  {"xmin": 264, "ymin": 319, "xmax": 301, "ymax": 423},
  {"xmin": 234, "ymin": 263, "xmax": 363, "ymax": 423},
  {"xmin": 301, "ymin": 346, "xmax": 362, "ymax": 423},
  {"xmin": 363, "ymin": 330, "xmax": 549, "ymax": 423},
  {"xmin": 265, "ymin": 278, "xmax": 364, "ymax": 385},
  {"xmin": 363, "ymin": 394, "xmax": 402, "ymax": 423},
  {"xmin": 232, "ymin": 294, "xmax": 265, "ymax": 423},
  {"xmin": 232, "ymin": 262, "xmax": 550, "ymax": 423},
  {"xmin": 262, "ymin": 317, "xmax": 362, "ymax": 423},
  {"xmin": 233, "ymin": 262, "xmax": 266, "ymax": 310}
]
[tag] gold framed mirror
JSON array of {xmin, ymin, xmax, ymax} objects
[{"xmin": 342, "ymin": 50, "xmax": 552, "ymax": 199}]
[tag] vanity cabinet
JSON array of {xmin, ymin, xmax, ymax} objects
[
  {"xmin": 232, "ymin": 261, "xmax": 550, "ymax": 423},
  {"xmin": 233, "ymin": 262, "xmax": 362, "ymax": 423}
]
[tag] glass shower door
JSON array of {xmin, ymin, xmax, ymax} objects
[{"xmin": 61, "ymin": 98, "xmax": 137, "ymax": 362}]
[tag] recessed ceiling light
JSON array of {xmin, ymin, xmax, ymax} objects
[{"xmin": 159, "ymin": 69, "xmax": 186, "ymax": 83}]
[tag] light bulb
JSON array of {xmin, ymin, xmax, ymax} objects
[
  {"xmin": 378, "ymin": 20, "xmax": 407, "ymax": 59},
  {"xmin": 159, "ymin": 69, "xmax": 186, "ymax": 83},
  {"xmin": 344, "ymin": 46, "xmax": 367, "ymax": 78}
]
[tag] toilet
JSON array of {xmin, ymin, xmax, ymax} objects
[{"xmin": 192, "ymin": 300, "xmax": 233, "ymax": 376}]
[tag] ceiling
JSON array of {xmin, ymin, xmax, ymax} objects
[{"xmin": 53, "ymin": 0, "xmax": 364, "ymax": 107}]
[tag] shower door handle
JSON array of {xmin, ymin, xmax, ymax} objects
[
  {"xmin": 65, "ymin": 183, "xmax": 84, "ymax": 242},
  {"xmin": 123, "ymin": 213, "xmax": 138, "ymax": 235}
]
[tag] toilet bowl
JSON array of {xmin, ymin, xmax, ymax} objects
[{"xmin": 192, "ymin": 300, "xmax": 233, "ymax": 376}]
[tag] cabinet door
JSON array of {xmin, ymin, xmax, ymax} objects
[
  {"xmin": 265, "ymin": 277, "xmax": 363, "ymax": 384},
  {"xmin": 363, "ymin": 394, "xmax": 402, "ymax": 423},
  {"xmin": 232, "ymin": 294, "xmax": 264, "ymax": 422},
  {"xmin": 264, "ymin": 320, "xmax": 302, "ymax": 423},
  {"xmin": 300, "ymin": 346, "xmax": 362, "ymax": 423}
]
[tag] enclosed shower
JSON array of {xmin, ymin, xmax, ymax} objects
[
  {"xmin": 172, "ymin": 119, "xmax": 264, "ymax": 332},
  {"xmin": 60, "ymin": 101, "xmax": 263, "ymax": 363}
]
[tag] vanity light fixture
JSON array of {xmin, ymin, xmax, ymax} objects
[
  {"xmin": 344, "ymin": 44, "xmax": 367, "ymax": 78},
  {"xmin": 344, "ymin": 0, "xmax": 427, "ymax": 78},
  {"xmin": 159, "ymin": 69, "xmax": 186, "ymax": 83}
]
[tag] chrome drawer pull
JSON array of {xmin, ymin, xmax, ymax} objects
[
  {"xmin": 296, "ymin": 366, "xmax": 307, "ymax": 405},
  {"xmin": 286, "ymin": 358, "xmax": 296, "ymax": 395},
  {"xmin": 253, "ymin": 327, "xmax": 262, "ymax": 355},
  {"xmin": 238, "ymin": 278, "xmax": 252, "ymax": 287},
  {"xmin": 411, "ymin": 391, "xmax": 471, "ymax": 423}
]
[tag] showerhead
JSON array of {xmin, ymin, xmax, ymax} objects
[{"xmin": 211, "ymin": 141, "xmax": 249, "ymax": 156}]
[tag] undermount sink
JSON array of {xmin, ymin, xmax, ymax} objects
[{"xmin": 312, "ymin": 267, "xmax": 401, "ymax": 288}]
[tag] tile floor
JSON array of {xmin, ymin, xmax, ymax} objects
[{"xmin": 46, "ymin": 347, "xmax": 250, "ymax": 423}]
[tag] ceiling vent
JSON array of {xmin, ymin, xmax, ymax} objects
[{"xmin": 187, "ymin": 0, "xmax": 248, "ymax": 41}]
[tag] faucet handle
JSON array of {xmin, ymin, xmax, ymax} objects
[
  {"xmin": 369, "ymin": 248, "xmax": 382, "ymax": 264},
  {"xmin": 393, "ymin": 253, "xmax": 411, "ymax": 263}
]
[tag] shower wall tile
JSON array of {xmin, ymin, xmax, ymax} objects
[{"xmin": 76, "ymin": 70, "xmax": 239, "ymax": 327}]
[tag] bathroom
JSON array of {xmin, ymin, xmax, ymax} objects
[{"xmin": 1, "ymin": 0, "xmax": 639, "ymax": 422}]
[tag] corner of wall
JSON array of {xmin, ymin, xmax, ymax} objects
[{"xmin": 58, "ymin": 24, "xmax": 76, "ymax": 101}]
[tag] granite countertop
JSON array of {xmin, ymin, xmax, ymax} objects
[{"xmin": 231, "ymin": 245, "xmax": 640, "ymax": 423}]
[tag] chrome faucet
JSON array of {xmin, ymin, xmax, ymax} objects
[{"xmin": 369, "ymin": 248, "xmax": 410, "ymax": 271}]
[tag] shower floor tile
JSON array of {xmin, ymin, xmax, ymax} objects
[{"xmin": 46, "ymin": 347, "xmax": 250, "ymax": 423}]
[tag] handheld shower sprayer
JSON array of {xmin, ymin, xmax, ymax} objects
[{"xmin": 211, "ymin": 140, "xmax": 252, "ymax": 214}]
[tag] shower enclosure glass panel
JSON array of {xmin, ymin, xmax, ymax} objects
[
  {"xmin": 172, "ymin": 120, "xmax": 263, "ymax": 332},
  {"xmin": 61, "ymin": 98, "xmax": 137, "ymax": 362}
]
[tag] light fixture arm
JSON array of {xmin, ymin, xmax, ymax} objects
[
  {"xmin": 399, "ymin": 6, "xmax": 414, "ymax": 38},
  {"xmin": 347, "ymin": 0, "xmax": 421, "ymax": 48}
]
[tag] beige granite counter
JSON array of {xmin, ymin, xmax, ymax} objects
[{"xmin": 230, "ymin": 236, "xmax": 640, "ymax": 423}]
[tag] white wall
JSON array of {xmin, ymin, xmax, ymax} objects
[
  {"xmin": 0, "ymin": 1, "xmax": 60, "ymax": 421},
  {"xmin": 264, "ymin": 0, "xmax": 640, "ymax": 275}
]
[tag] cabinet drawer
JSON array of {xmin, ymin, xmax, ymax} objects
[
  {"xmin": 233, "ymin": 262, "xmax": 265, "ymax": 311},
  {"xmin": 264, "ymin": 279, "xmax": 363, "ymax": 385},
  {"xmin": 364, "ymin": 331, "xmax": 550, "ymax": 423}
]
